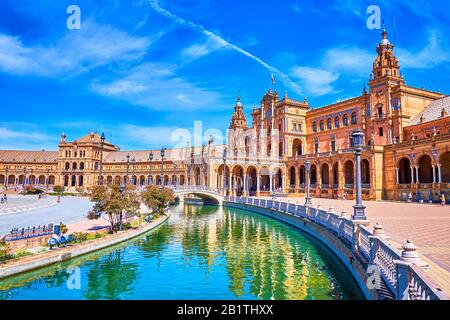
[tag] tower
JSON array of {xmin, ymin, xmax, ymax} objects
[{"xmin": 368, "ymin": 25, "xmax": 405, "ymax": 146}]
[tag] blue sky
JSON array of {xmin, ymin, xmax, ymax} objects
[{"xmin": 0, "ymin": 0, "xmax": 449, "ymax": 151}]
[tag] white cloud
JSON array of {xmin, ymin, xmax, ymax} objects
[
  {"xmin": 397, "ymin": 31, "xmax": 450, "ymax": 69},
  {"xmin": 181, "ymin": 39, "xmax": 224, "ymax": 61},
  {"xmin": 0, "ymin": 19, "xmax": 150, "ymax": 77},
  {"xmin": 291, "ymin": 66, "xmax": 339, "ymax": 96},
  {"xmin": 0, "ymin": 125, "xmax": 57, "ymax": 150},
  {"xmin": 323, "ymin": 47, "xmax": 373, "ymax": 75},
  {"xmin": 92, "ymin": 62, "xmax": 226, "ymax": 111},
  {"xmin": 148, "ymin": 0, "xmax": 303, "ymax": 96},
  {"xmin": 290, "ymin": 46, "xmax": 372, "ymax": 97}
]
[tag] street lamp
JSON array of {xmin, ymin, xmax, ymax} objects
[
  {"xmin": 223, "ymin": 147, "xmax": 227, "ymax": 195},
  {"xmin": 173, "ymin": 163, "xmax": 177, "ymax": 187},
  {"xmin": 352, "ymin": 128, "xmax": 367, "ymax": 221},
  {"xmin": 161, "ymin": 147, "xmax": 166, "ymax": 186},
  {"xmin": 305, "ymin": 160, "xmax": 312, "ymax": 206},
  {"xmin": 149, "ymin": 151, "xmax": 154, "ymax": 185},
  {"xmin": 125, "ymin": 154, "xmax": 130, "ymax": 186},
  {"xmin": 131, "ymin": 158, "xmax": 136, "ymax": 186},
  {"xmin": 99, "ymin": 133, "xmax": 105, "ymax": 185},
  {"xmin": 4, "ymin": 165, "xmax": 8, "ymax": 187}
]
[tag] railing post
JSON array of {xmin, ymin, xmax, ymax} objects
[{"xmin": 396, "ymin": 240, "xmax": 429, "ymax": 300}]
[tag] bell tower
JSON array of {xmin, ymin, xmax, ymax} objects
[
  {"xmin": 368, "ymin": 25, "xmax": 405, "ymax": 146},
  {"xmin": 229, "ymin": 95, "xmax": 248, "ymax": 130}
]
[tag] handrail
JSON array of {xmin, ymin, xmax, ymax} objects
[{"xmin": 222, "ymin": 195, "xmax": 447, "ymax": 301}]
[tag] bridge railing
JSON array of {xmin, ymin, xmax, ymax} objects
[
  {"xmin": 171, "ymin": 185, "xmax": 223, "ymax": 196},
  {"xmin": 224, "ymin": 196, "xmax": 447, "ymax": 301}
]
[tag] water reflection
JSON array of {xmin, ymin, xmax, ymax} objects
[{"xmin": 0, "ymin": 204, "xmax": 362, "ymax": 300}]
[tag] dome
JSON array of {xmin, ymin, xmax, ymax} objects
[{"xmin": 380, "ymin": 38, "xmax": 390, "ymax": 46}]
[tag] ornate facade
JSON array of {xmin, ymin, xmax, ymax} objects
[{"xmin": 1, "ymin": 28, "xmax": 449, "ymax": 201}]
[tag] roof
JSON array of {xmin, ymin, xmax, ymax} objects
[
  {"xmin": 0, "ymin": 150, "xmax": 58, "ymax": 163},
  {"xmin": 410, "ymin": 96, "xmax": 450, "ymax": 125},
  {"xmin": 103, "ymin": 147, "xmax": 206, "ymax": 163}
]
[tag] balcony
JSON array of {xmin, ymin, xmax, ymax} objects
[{"xmin": 345, "ymin": 184, "xmax": 354, "ymax": 189}]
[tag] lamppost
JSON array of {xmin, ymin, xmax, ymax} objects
[
  {"xmin": 352, "ymin": 128, "xmax": 367, "ymax": 221},
  {"xmin": 125, "ymin": 154, "xmax": 130, "ymax": 186},
  {"xmin": 131, "ymin": 158, "xmax": 136, "ymax": 186},
  {"xmin": 305, "ymin": 160, "xmax": 312, "ymax": 206},
  {"xmin": 99, "ymin": 132, "xmax": 105, "ymax": 185},
  {"xmin": 4, "ymin": 165, "xmax": 8, "ymax": 187},
  {"xmin": 223, "ymin": 147, "xmax": 227, "ymax": 195},
  {"xmin": 173, "ymin": 163, "xmax": 177, "ymax": 187},
  {"xmin": 149, "ymin": 151, "xmax": 154, "ymax": 185},
  {"xmin": 160, "ymin": 147, "xmax": 166, "ymax": 186},
  {"xmin": 46, "ymin": 168, "xmax": 50, "ymax": 188}
]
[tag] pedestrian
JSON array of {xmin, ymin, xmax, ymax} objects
[
  {"xmin": 441, "ymin": 193, "xmax": 447, "ymax": 207},
  {"xmin": 3, "ymin": 194, "xmax": 7, "ymax": 204},
  {"xmin": 408, "ymin": 192, "xmax": 413, "ymax": 203}
]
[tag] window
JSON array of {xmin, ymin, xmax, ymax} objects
[
  {"xmin": 379, "ymin": 127, "xmax": 384, "ymax": 137},
  {"xmin": 343, "ymin": 114, "xmax": 348, "ymax": 126},
  {"xmin": 312, "ymin": 122, "xmax": 317, "ymax": 132},
  {"xmin": 320, "ymin": 121, "xmax": 325, "ymax": 131},
  {"xmin": 327, "ymin": 118, "xmax": 332, "ymax": 130},
  {"xmin": 334, "ymin": 117, "xmax": 340, "ymax": 128},
  {"xmin": 349, "ymin": 135, "xmax": 354, "ymax": 148},
  {"xmin": 378, "ymin": 107, "xmax": 383, "ymax": 118},
  {"xmin": 331, "ymin": 136, "xmax": 336, "ymax": 152},
  {"xmin": 351, "ymin": 112, "xmax": 357, "ymax": 125},
  {"xmin": 314, "ymin": 138, "xmax": 319, "ymax": 154}
]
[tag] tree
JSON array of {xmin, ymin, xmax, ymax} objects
[
  {"xmin": 141, "ymin": 186, "xmax": 175, "ymax": 215},
  {"xmin": 87, "ymin": 184, "xmax": 141, "ymax": 233}
]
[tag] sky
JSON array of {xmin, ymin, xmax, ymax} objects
[{"xmin": 0, "ymin": 0, "xmax": 449, "ymax": 151}]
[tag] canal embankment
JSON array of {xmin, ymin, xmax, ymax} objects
[{"xmin": 0, "ymin": 212, "xmax": 171, "ymax": 279}]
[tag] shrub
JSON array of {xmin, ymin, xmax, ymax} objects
[
  {"xmin": 73, "ymin": 232, "xmax": 89, "ymax": 243},
  {"xmin": 53, "ymin": 185, "xmax": 64, "ymax": 193},
  {"xmin": 0, "ymin": 239, "xmax": 13, "ymax": 262}
]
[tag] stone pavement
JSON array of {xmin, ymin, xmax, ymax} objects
[
  {"xmin": 268, "ymin": 195, "xmax": 450, "ymax": 295},
  {"xmin": 0, "ymin": 196, "xmax": 93, "ymax": 235},
  {"xmin": 0, "ymin": 195, "xmax": 57, "ymax": 216}
]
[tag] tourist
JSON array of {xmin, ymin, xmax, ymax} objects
[
  {"xmin": 408, "ymin": 192, "xmax": 413, "ymax": 203},
  {"xmin": 441, "ymin": 193, "xmax": 446, "ymax": 207}
]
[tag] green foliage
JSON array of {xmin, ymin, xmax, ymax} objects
[
  {"xmin": 141, "ymin": 186, "xmax": 175, "ymax": 215},
  {"xmin": 88, "ymin": 184, "xmax": 141, "ymax": 233},
  {"xmin": 23, "ymin": 185, "xmax": 44, "ymax": 194},
  {"xmin": 73, "ymin": 232, "xmax": 89, "ymax": 243},
  {"xmin": 53, "ymin": 185, "xmax": 64, "ymax": 193},
  {"xmin": 0, "ymin": 239, "xmax": 13, "ymax": 262}
]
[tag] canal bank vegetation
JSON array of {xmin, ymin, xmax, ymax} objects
[
  {"xmin": 87, "ymin": 184, "xmax": 175, "ymax": 234},
  {"xmin": 141, "ymin": 185, "xmax": 175, "ymax": 216}
]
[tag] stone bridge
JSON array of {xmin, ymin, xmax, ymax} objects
[{"xmin": 171, "ymin": 186, "xmax": 224, "ymax": 206}]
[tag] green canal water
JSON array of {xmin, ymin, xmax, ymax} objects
[{"xmin": 0, "ymin": 205, "xmax": 364, "ymax": 300}]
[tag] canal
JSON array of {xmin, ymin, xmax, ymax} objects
[{"xmin": 0, "ymin": 204, "xmax": 364, "ymax": 300}]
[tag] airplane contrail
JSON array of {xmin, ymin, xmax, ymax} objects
[{"xmin": 148, "ymin": 0, "xmax": 303, "ymax": 96}]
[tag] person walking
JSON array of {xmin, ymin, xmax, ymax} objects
[{"xmin": 441, "ymin": 193, "xmax": 447, "ymax": 207}]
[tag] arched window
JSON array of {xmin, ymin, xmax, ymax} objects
[
  {"xmin": 320, "ymin": 121, "xmax": 325, "ymax": 131},
  {"xmin": 351, "ymin": 112, "xmax": 357, "ymax": 125},
  {"xmin": 65, "ymin": 162, "xmax": 70, "ymax": 170},
  {"xmin": 327, "ymin": 118, "xmax": 332, "ymax": 130},
  {"xmin": 312, "ymin": 122, "xmax": 317, "ymax": 133},
  {"xmin": 334, "ymin": 116, "xmax": 340, "ymax": 128},
  {"xmin": 343, "ymin": 114, "xmax": 349, "ymax": 126},
  {"xmin": 72, "ymin": 162, "xmax": 77, "ymax": 170},
  {"xmin": 80, "ymin": 162, "xmax": 85, "ymax": 170}
]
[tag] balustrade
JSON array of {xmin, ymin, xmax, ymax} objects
[{"xmin": 218, "ymin": 192, "xmax": 446, "ymax": 300}]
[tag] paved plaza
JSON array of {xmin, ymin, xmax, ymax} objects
[
  {"xmin": 270, "ymin": 196, "xmax": 450, "ymax": 295},
  {"xmin": 0, "ymin": 195, "xmax": 93, "ymax": 235}
]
